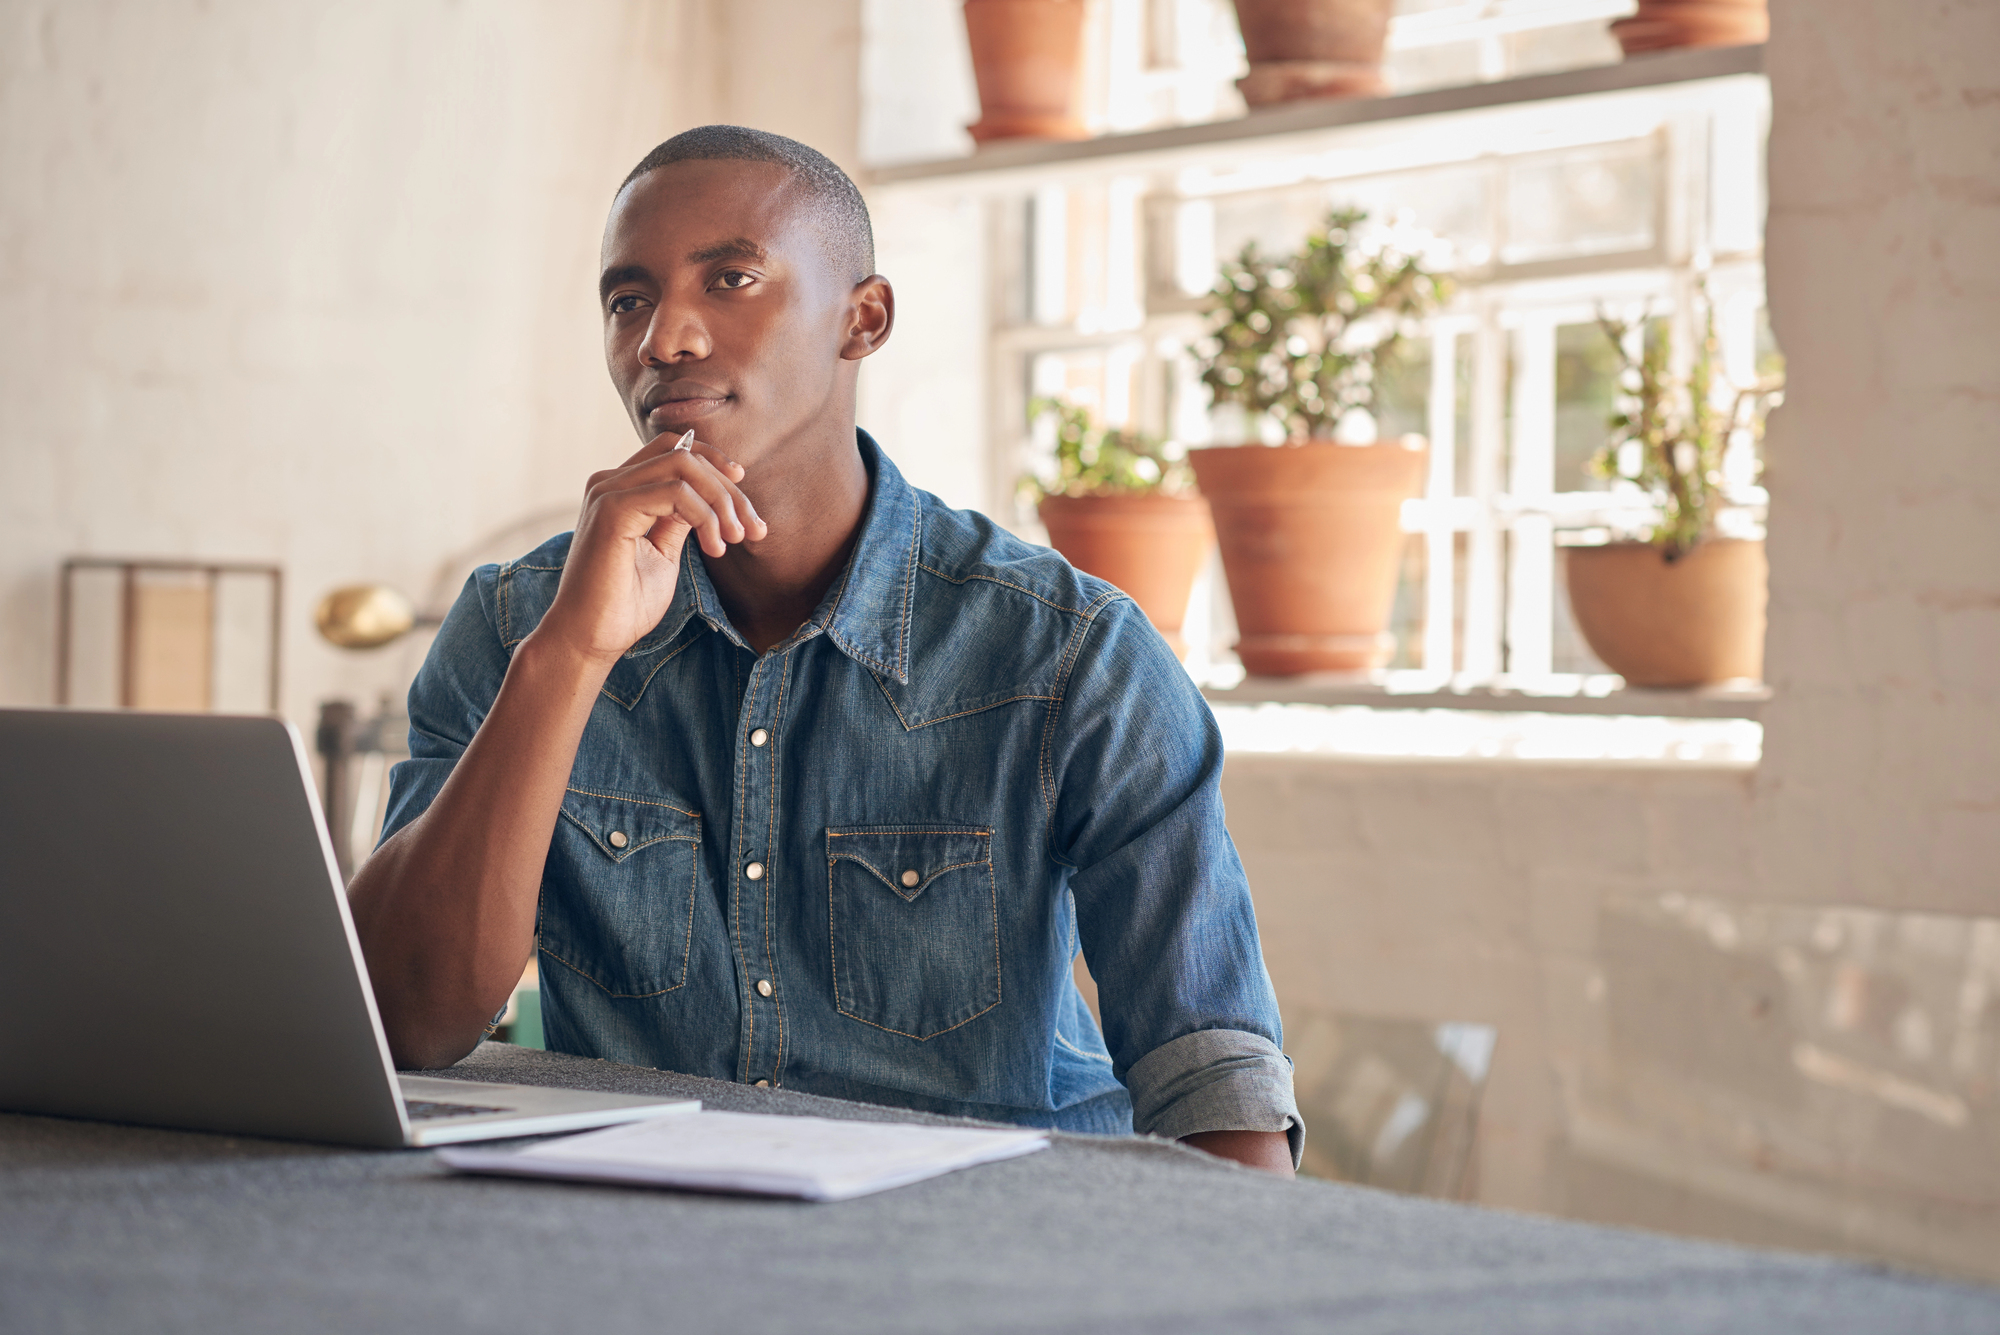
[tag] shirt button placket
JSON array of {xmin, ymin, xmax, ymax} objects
[{"xmin": 735, "ymin": 658, "xmax": 785, "ymax": 1089}]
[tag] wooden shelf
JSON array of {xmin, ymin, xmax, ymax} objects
[{"xmin": 869, "ymin": 45, "xmax": 1764, "ymax": 189}]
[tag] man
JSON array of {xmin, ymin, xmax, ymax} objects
[{"xmin": 350, "ymin": 126, "xmax": 1299, "ymax": 1175}]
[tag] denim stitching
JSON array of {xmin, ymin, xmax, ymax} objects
[
  {"xmin": 733, "ymin": 660, "xmax": 760, "ymax": 1081},
  {"xmin": 595, "ymin": 631, "xmax": 703, "ymax": 706},
  {"xmin": 868, "ymin": 674, "xmax": 1059, "ymax": 733},
  {"xmin": 826, "ymin": 850, "xmax": 1001, "ymax": 1042},
  {"xmin": 898, "ymin": 494, "xmax": 919, "ymax": 679},
  {"xmin": 766, "ymin": 649, "xmax": 794, "ymax": 1085},
  {"xmin": 546, "ymin": 816, "xmax": 700, "ymax": 990},
  {"xmin": 563, "ymin": 786, "xmax": 699, "ymax": 819},
  {"xmin": 497, "ymin": 565, "xmax": 512, "ymax": 646},
  {"xmin": 826, "ymin": 828, "xmax": 994, "ymax": 837},
  {"xmin": 1037, "ymin": 591, "xmax": 1122, "ymax": 856},
  {"xmin": 1055, "ymin": 1030, "xmax": 1113, "ymax": 1063},
  {"xmin": 916, "ymin": 562, "xmax": 1094, "ymax": 617},
  {"xmin": 830, "ymin": 853, "xmax": 990, "ymax": 899},
  {"xmin": 539, "ymin": 942, "xmax": 685, "ymax": 999}
]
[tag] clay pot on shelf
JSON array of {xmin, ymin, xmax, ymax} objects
[
  {"xmin": 1038, "ymin": 493, "xmax": 1215, "ymax": 656},
  {"xmin": 1188, "ymin": 440, "xmax": 1425, "ymax": 676},
  {"xmin": 1230, "ymin": 0, "xmax": 1398, "ymax": 108},
  {"xmin": 1609, "ymin": 0, "xmax": 1769, "ymax": 57},
  {"xmin": 1563, "ymin": 538, "xmax": 1767, "ymax": 687},
  {"xmin": 962, "ymin": 0, "xmax": 1090, "ymax": 144}
]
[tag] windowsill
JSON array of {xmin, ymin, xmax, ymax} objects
[
  {"xmin": 1212, "ymin": 700, "xmax": 1763, "ymax": 769},
  {"xmin": 1201, "ymin": 671, "xmax": 1770, "ymax": 721},
  {"xmin": 868, "ymin": 44, "xmax": 1765, "ymax": 189}
]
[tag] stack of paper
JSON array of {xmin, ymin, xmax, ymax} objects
[{"xmin": 437, "ymin": 1109, "xmax": 1049, "ymax": 1202}]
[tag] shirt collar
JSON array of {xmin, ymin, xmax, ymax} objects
[
  {"xmin": 812, "ymin": 429, "xmax": 920, "ymax": 684},
  {"xmin": 615, "ymin": 428, "xmax": 918, "ymax": 686}
]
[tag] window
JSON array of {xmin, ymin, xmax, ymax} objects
[{"xmin": 866, "ymin": 4, "xmax": 1771, "ymax": 695}]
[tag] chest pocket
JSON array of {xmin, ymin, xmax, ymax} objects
[
  {"xmin": 541, "ymin": 787, "xmax": 702, "ymax": 998},
  {"xmin": 827, "ymin": 825, "xmax": 998, "ymax": 1041}
]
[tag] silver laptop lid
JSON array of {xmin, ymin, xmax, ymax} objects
[{"xmin": 0, "ymin": 708, "xmax": 410, "ymax": 1147}]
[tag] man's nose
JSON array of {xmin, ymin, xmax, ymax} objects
[{"xmin": 638, "ymin": 303, "xmax": 710, "ymax": 365}]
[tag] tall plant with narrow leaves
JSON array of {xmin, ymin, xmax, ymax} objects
[
  {"xmin": 1199, "ymin": 207, "xmax": 1447, "ymax": 442},
  {"xmin": 1593, "ymin": 297, "xmax": 1782, "ymax": 561}
]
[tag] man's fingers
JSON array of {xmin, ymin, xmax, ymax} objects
[
  {"xmin": 594, "ymin": 477, "xmax": 730, "ymax": 559},
  {"xmin": 591, "ymin": 447, "xmax": 765, "ymax": 544}
]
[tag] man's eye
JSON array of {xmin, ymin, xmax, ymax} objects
[
  {"xmin": 713, "ymin": 270, "xmax": 756, "ymax": 291},
  {"xmin": 608, "ymin": 294, "xmax": 644, "ymax": 315}
]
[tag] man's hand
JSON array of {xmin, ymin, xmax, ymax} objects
[
  {"xmin": 535, "ymin": 431, "xmax": 768, "ymax": 667},
  {"xmin": 348, "ymin": 430, "xmax": 765, "ymax": 1068}
]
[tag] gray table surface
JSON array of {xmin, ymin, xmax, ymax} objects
[{"xmin": 4, "ymin": 1043, "xmax": 1996, "ymax": 1335}]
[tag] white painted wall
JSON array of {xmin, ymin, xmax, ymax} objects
[
  {"xmin": 1755, "ymin": 0, "xmax": 2000, "ymax": 919},
  {"xmin": 0, "ymin": 0, "xmax": 733, "ymax": 729}
]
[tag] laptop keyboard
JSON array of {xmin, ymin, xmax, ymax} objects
[{"xmin": 404, "ymin": 1098, "xmax": 514, "ymax": 1121}]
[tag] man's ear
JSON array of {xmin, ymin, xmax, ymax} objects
[{"xmin": 839, "ymin": 275, "xmax": 895, "ymax": 361}]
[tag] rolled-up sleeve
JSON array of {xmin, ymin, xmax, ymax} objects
[
  {"xmin": 1126, "ymin": 1030, "xmax": 1302, "ymax": 1165},
  {"xmin": 1045, "ymin": 597, "xmax": 1304, "ymax": 1167}
]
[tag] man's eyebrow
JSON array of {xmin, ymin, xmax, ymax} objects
[
  {"xmin": 686, "ymin": 237, "xmax": 766, "ymax": 266},
  {"xmin": 598, "ymin": 264, "xmax": 651, "ymax": 302}
]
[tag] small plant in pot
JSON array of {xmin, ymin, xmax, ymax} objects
[
  {"xmin": 1189, "ymin": 206, "xmax": 1446, "ymax": 677},
  {"xmin": 1563, "ymin": 298, "xmax": 1783, "ymax": 688},
  {"xmin": 1024, "ymin": 399, "xmax": 1213, "ymax": 656}
]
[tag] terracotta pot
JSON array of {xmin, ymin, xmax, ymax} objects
[
  {"xmin": 1610, "ymin": 0, "xmax": 1768, "ymax": 56},
  {"xmin": 962, "ymin": 0, "xmax": 1090, "ymax": 144},
  {"xmin": 1230, "ymin": 0, "xmax": 1397, "ymax": 107},
  {"xmin": 1563, "ymin": 539, "xmax": 1767, "ymax": 687},
  {"xmin": 1188, "ymin": 440, "xmax": 1425, "ymax": 676},
  {"xmin": 1038, "ymin": 493, "xmax": 1215, "ymax": 655}
]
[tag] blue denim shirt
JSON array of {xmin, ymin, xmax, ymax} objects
[{"xmin": 383, "ymin": 432, "xmax": 1299, "ymax": 1154}]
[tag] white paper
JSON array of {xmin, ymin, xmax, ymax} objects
[{"xmin": 437, "ymin": 1109, "xmax": 1049, "ymax": 1201}]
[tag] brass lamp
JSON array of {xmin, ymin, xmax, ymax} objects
[{"xmin": 313, "ymin": 585, "xmax": 439, "ymax": 649}]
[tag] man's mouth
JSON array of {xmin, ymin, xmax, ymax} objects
[{"xmin": 641, "ymin": 382, "xmax": 732, "ymax": 425}]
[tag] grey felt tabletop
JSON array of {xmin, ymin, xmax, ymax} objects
[{"xmin": 3, "ymin": 1042, "xmax": 1995, "ymax": 1334}]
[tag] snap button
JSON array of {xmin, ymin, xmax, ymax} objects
[
  {"xmin": 756, "ymin": 979, "xmax": 773, "ymax": 997},
  {"xmin": 900, "ymin": 869, "xmax": 920, "ymax": 888},
  {"xmin": 755, "ymin": 1079, "xmax": 770, "ymax": 1088},
  {"xmin": 745, "ymin": 861, "xmax": 765, "ymax": 881},
  {"xmin": 608, "ymin": 831, "xmax": 628, "ymax": 849},
  {"xmin": 750, "ymin": 728, "xmax": 769, "ymax": 747}
]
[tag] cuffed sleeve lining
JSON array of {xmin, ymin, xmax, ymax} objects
[{"xmin": 1126, "ymin": 1029, "xmax": 1304, "ymax": 1169}]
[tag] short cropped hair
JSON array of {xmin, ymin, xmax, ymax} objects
[{"xmin": 620, "ymin": 126, "xmax": 875, "ymax": 284}]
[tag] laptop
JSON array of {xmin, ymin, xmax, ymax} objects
[{"xmin": 0, "ymin": 707, "xmax": 696, "ymax": 1147}]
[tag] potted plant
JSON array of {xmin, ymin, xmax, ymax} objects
[
  {"xmin": 1610, "ymin": 0, "xmax": 1768, "ymax": 57},
  {"xmin": 1230, "ymin": 0, "xmax": 1398, "ymax": 107},
  {"xmin": 1189, "ymin": 206, "xmax": 1445, "ymax": 677},
  {"xmin": 1563, "ymin": 299, "xmax": 1782, "ymax": 687},
  {"xmin": 1025, "ymin": 399, "xmax": 1214, "ymax": 656},
  {"xmin": 962, "ymin": 0, "xmax": 1090, "ymax": 143}
]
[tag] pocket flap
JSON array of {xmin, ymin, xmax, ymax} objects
[
  {"xmin": 826, "ymin": 825, "xmax": 992, "ymax": 902},
  {"xmin": 559, "ymin": 786, "xmax": 701, "ymax": 864}
]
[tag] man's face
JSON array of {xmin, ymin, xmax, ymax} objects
[{"xmin": 599, "ymin": 160, "xmax": 857, "ymax": 464}]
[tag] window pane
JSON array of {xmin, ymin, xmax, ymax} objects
[
  {"xmin": 1375, "ymin": 339, "xmax": 1431, "ymax": 442},
  {"xmin": 1554, "ymin": 321, "xmax": 1621, "ymax": 492},
  {"xmin": 1502, "ymin": 141, "xmax": 1656, "ymax": 265}
]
